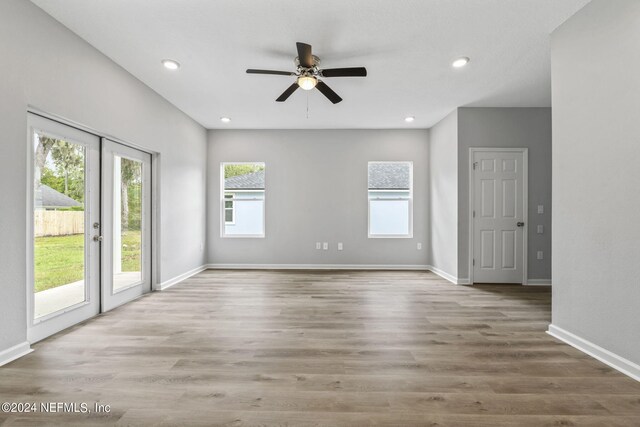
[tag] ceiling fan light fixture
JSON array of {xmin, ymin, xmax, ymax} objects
[
  {"xmin": 297, "ymin": 75, "xmax": 317, "ymax": 91},
  {"xmin": 405, "ymin": 116, "xmax": 415, "ymax": 123}
]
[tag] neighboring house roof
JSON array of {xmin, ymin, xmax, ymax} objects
[
  {"xmin": 224, "ymin": 165, "xmax": 410, "ymax": 190},
  {"xmin": 36, "ymin": 184, "xmax": 82, "ymax": 208},
  {"xmin": 225, "ymin": 170, "xmax": 265, "ymax": 190},
  {"xmin": 368, "ymin": 163, "xmax": 411, "ymax": 190}
]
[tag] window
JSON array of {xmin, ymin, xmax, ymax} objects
[
  {"xmin": 221, "ymin": 162, "xmax": 265, "ymax": 237},
  {"xmin": 368, "ymin": 161, "xmax": 413, "ymax": 238},
  {"xmin": 224, "ymin": 194, "xmax": 234, "ymax": 224}
]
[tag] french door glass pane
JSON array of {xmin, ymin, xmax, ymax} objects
[
  {"xmin": 113, "ymin": 156, "xmax": 143, "ymax": 292},
  {"xmin": 33, "ymin": 132, "xmax": 87, "ymax": 318}
]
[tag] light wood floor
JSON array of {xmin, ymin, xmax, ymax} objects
[{"xmin": 1, "ymin": 270, "xmax": 639, "ymax": 426}]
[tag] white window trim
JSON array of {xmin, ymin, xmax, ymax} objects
[
  {"xmin": 224, "ymin": 194, "xmax": 235, "ymax": 225},
  {"xmin": 367, "ymin": 161, "xmax": 414, "ymax": 239},
  {"xmin": 220, "ymin": 162, "xmax": 265, "ymax": 238}
]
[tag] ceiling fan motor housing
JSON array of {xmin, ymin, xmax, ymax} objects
[{"xmin": 294, "ymin": 55, "xmax": 321, "ymax": 72}]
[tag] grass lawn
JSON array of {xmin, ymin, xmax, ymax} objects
[{"xmin": 35, "ymin": 231, "xmax": 141, "ymax": 292}]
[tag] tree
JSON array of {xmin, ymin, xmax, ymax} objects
[
  {"xmin": 51, "ymin": 141, "xmax": 83, "ymax": 198},
  {"xmin": 34, "ymin": 135, "xmax": 57, "ymax": 185},
  {"xmin": 40, "ymin": 166, "xmax": 64, "ymax": 194},
  {"xmin": 120, "ymin": 158, "xmax": 141, "ymax": 231},
  {"xmin": 224, "ymin": 163, "xmax": 264, "ymax": 179}
]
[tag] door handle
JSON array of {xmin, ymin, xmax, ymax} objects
[
  {"xmin": 93, "ymin": 235, "xmax": 103, "ymax": 242},
  {"xmin": 517, "ymin": 222, "xmax": 525, "ymax": 227}
]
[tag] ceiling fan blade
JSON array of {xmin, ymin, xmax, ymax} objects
[
  {"xmin": 316, "ymin": 81, "xmax": 343, "ymax": 104},
  {"xmin": 276, "ymin": 83, "xmax": 299, "ymax": 102},
  {"xmin": 247, "ymin": 69, "xmax": 296, "ymax": 76},
  {"xmin": 296, "ymin": 42, "xmax": 313, "ymax": 68},
  {"xmin": 321, "ymin": 67, "xmax": 367, "ymax": 78}
]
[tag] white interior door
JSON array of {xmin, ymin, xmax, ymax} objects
[
  {"xmin": 28, "ymin": 114, "xmax": 101, "ymax": 343},
  {"xmin": 101, "ymin": 139, "xmax": 152, "ymax": 311},
  {"xmin": 471, "ymin": 149, "xmax": 527, "ymax": 284}
]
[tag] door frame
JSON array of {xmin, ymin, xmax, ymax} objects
[
  {"xmin": 468, "ymin": 147, "xmax": 528, "ymax": 285},
  {"xmin": 26, "ymin": 108, "xmax": 159, "ymax": 343}
]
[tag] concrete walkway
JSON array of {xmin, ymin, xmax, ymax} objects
[{"xmin": 35, "ymin": 272, "xmax": 141, "ymax": 318}]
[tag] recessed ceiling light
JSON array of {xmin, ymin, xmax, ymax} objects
[
  {"xmin": 452, "ymin": 57, "xmax": 470, "ymax": 68},
  {"xmin": 405, "ymin": 116, "xmax": 415, "ymax": 123},
  {"xmin": 161, "ymin": 59, "xmax": 180, "ymax": 70},
  {"xmin": 220, "ymin": 117, "xmax": 231, "ymax": 123}
]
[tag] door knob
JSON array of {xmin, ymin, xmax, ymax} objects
[
  {"xmin": 93, "ymin": 235, "xmax": 103, "ymax": 242},
  {"xmin": 517, "ymin": 222, "xmax": 525, "ymax": 227}
]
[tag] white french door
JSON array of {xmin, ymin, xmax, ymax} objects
[
  {"xmin": 101, "ymin": 139, "xmax": 152, "ymax": 311},
  {"xmin": 28, "ymin": 115, "xmax": 152, "ymax": 343},
  {"xmin": 470, "ymin": 148, "xmax": 527, "ymax": 284},
  {"xmin": 28, "ymin": 114, "xmax": 101, "ymax": 343}
]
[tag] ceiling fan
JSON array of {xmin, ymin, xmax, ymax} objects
[{"xmin": 246, "ymin": 42, "xmax": 367, "ymax": 104}]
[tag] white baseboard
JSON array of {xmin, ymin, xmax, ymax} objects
[
  {"xmin": 157, "ymin": 265, "xmax": 207, "ymax": 290},
  {"xmin": 0, "ymin": 341, "xmax": 32, "ymax": 367},
  {"xmin": 547, "ymin": 324, "xmax": 640, "ymax": 382},
  {"xmin": 206, "ymin": 263, "xmax": 431, "ymax": 271},
  {"xmin": 427, "ymin": 265, "xmax": 467, "ymax": 285},
  {"xmin": 526, "ymin": 279, "xmax": 552, "ymax": 286},
  {"xmin": 205, "ymin": 264, "xmax": 475, "ymax": 285}
]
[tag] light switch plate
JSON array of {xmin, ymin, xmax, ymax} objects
[
  {"xmin": 338, "ymin": 243, "xmax": 343, "ymax": 251},
  {"xmin": 316, "ymin": 242, "xmax": 321, "ymax": 250},
  {"xmin": 537, "ymin": 225, "xmax": 544, "ymax": 234},
  {"xmin": 323, "ymin": 242, "xmax": 328, "ymax": 250},
  {"xmin": 537, "ymin": 205, "xmax": 544, "ymax": 214},
  {"xmin": 537, "ymin": 251, "xmax": 543, "ymax": 260},
  {"xmin": 417, "ymin": 243, "xmax": 422, "ymax": 250}
]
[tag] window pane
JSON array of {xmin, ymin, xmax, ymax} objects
[
  {"xmin": 113, "ymin": 156, "xmax": 143, "ymax": 292},
  {"xmin": 368, "ymin": 162, "xmax": 411, "ymax": 190},
  {"xmin": 223, "ymin": 163, "xmax": 265, "ymax": 236},
  {"xmin": 369, "ymin": 199, "xmax": 410, "ymax": 235},
  {"xmin": 224, "ymin": 199, "xmax": 264, "ymax": 236},
  {"xmin": 33, "ymin": 132, "xmax": 86, "ymax": 318}
]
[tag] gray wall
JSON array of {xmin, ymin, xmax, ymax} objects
[
  {"xmin": 0, "ymin": 0, "xmax": 207, "ymax": 353},
  {"xmin": 207, "ymin": 130, "xmax": 429, "ymax": 266},
  {"xmin": 551, "ymin": 0, "xmax": 640, "ymax": 363},
  {"xmin": 428, "ymin": 110, "xmax": 458, "ymax": 278},
  {"xmin": 457, "ymin": 108, "xmax": 552, "ymax": 281}
]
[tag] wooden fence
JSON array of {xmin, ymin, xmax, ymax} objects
[{"xmin": 34, "ymin": 210, "xmax": 84, "ymax": 237}]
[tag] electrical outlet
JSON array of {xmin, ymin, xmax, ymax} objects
[
  {"xmin": 338, "ymin": 242, "xmax": 343, "ymax": 251},
  {"xmin": 537, "ymin": 205, "xmax": 544, "ymax": 214},
  {"xmin": 316, "ymin": 242, "xmax": 321, "ymax": 250},
  {"xmin": 537, "ymin": 251, "xmax": 543, "ymax": 260},
  {"xmin": 323, "ymin": 242, "xmax": 328, "ymax": 250},
  {"xmin": 537, "ymin": 225, "xmax": 544, "ymax": 234},
  {"xmin": 417, "ymin": 243, "xmax": 422, "ymax": 250}
]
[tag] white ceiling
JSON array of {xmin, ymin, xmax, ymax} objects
[{"xmin": 31, "ymin": 0, "xmax": 589, "ymax": 129}]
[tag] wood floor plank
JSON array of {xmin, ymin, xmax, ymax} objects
[{"xmin": 0, "ymin": 270, "xmax": 638, "ymax": 426}]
